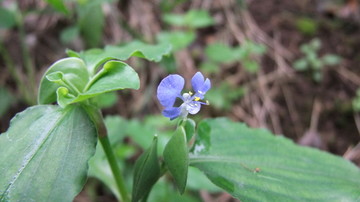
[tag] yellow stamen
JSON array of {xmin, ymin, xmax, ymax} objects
[
  {"xmin": 194, "ymin": 97, "xmax": 200, "ymax": 101},
  {"xmin": 189, "ymin": 91, "xmax": 193, "ymax": 95}
]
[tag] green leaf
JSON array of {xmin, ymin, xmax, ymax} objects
[
  {"xmin": 157, "ymin": 31, "xmax": 196, "ymax": 51},
  {"xmin": 293, "ymin": 59, "xmax": 308, "ymax": 71},
  {"xmin": 0, "ymin": 7, "xmax": 16, "ymax": 29},
  {"xmin": 163, "ymin": 126, "xmax": 189, "ymax": 194},
  {"xmin": 147, "ymin": 178, "xmax": 201, "ymax": 202},
  {"xmin": 187, "ymin": 167, "xmax": 221, "ymax": 192},
  {"xmin": 91, "ymin": 92, "xmax": 118, "ymax": 109},
  {"xmin": 205, "ymin": 83, "xmax": 245, "ymax": 110},
  {"xmin": 0, "ymin": 105, "xmax": 97, "ymax": 201},
  {"xmin": 205, "ymin": 43, "xmax": 237, "ymax": 63},
  {"xmin": 295, "ymin": 17, "xmax": 318, "ymax": 35},
  {"xmin": 39, "ymin": 59, "xmax": 139, "ymax": 108},
  {"xmin": 309, "ymin": 38, "xmax": 321, "ymax": 50},
  {"xmin": 0, "ymin": 87, "xmax": 14, "ymax": 117},
  {"xmin": 163, "ymin": 10, "xmax": 214, "ymax": 28},
  {"xmin": 322, "ymin": 54, "xmax": 341, "ymax": 66},
  {"xmin": 45, "ymin": 0, "xmax": 70, "ymax": 15},
  {"xmin": 75, "ymin": 60, "xmax": 139, "ymax": 101},
  {"xmin": 132, "ymin": 136, "xmax": 160, "ymax": 202},
  {"xmin": 69, "ymin": 41, "xmax": 172, "ymax": 74},
  {"xmin": 38, "ymin": 57, "xmax": 89, "ymax": 105},
  {"xmin": 313, "ymin": 71, "xmax": 322, "ymax": 82},
  {"xmin": 60, "ymin": 25, "xmax": 79, "ymax": 44},
  {"xmin": 182, "ymin": 118, "xmax": 196, "ymax": 142},
  {"xmin": 191, "ymin": 118, "xmax": 360, "ymax": 201},
  {"xmin": 200, "ymin": 61, "xmax": 219, "ymax": 74},
  {"xmin": 77, "ymin": 1, "xmax": 104, "ymax": 47},
  {"xmin": 243, "ymin": 60, "xmax": 259, "ymax": 73}
]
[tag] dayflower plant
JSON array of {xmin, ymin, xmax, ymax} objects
[{"xmin": 157, "ymin": 72, "xmax": 211, "ymax": 120}]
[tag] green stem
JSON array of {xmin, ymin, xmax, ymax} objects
[
  {"xmin": 84, "ymin": 106, "xmax": 130, "ymax": 202},
  {"xmin": 99, "ymin": 136, "xmax": 130, "ymax": 202}
]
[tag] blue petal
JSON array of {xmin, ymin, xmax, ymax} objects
[
  {"xmin": 163, "ymin": 107, "xmax": 182, "ymax": 120},
  {"xmin": 157, "ymin": 74, "xmax": 184, "ymax": 107},
  {"xmin": 185, "ymin": 101, "xmax": 201, "ymax": 115},
  {"xmin": 191, "ymin": 72, "xmax": 211, "ymax": 98}
]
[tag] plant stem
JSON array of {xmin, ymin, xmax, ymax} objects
[
  {"xmin": 99, "ymin": 136, "xmax": 130, "ymax": 202},
  {"xmin": 85, "ymin": 106, "xmax": 130, "ymax": 202}
]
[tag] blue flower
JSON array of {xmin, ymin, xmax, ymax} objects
[{"xmin": 157, "ymin": 72, "xmax": 211, "ymax": 120}]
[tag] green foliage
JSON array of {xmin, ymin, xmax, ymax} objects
[
  {"xmin": 0, "ymin": 6, "xmax": 17, "ymax": 29},
  {"xmin": 92, "ymin": 92, "xmax": 118, "ymax": 109},
  {"xmin": 147, "ymin": 178, "xmax": 201, "ymax": 202},
  {"xmin": 0, "ymin": 87, "xmax": 14, "ymax": 117},
  {"xmin": 38, "ymin": 57, "xmax": 90, "ymax": 105},
  {"xmin": 132, "ymin": 136, "xmax": 160, "ymax": 202},
  {"xmin": 293, "ymin": 38, "xmax": 341, "ymax": 82},
  {"xmin": 352, "ymin": 88, "xmax": 360, "ymax": 112},
  {"xmin": 60, "ymin": 25, "xmax": 79, "ymax": 44},
  {"xmin": 44, "ymin": 0, "xmax": 70, "ymax": 15},
  {"xmin": 163, "ymin": 10, "xmax": 214, "ymax": 29},
  {"xmin": 157, "ymin": 31, "xmax": 196, "ymax": 51},
  {"xmin": 67, "ymin": 41, "xmax": 172, "ymax": 74},
  {"xmin": 88, "ymin": 115, "xmax": 217, "ymax": 200},
  {"xmin": 39, "ymin": 41, "xmax": 171, "ymax": 108},
  {"xmin": 41, "ymin": 59, "xmax": 139, "ymax": 108},
  {"xmin": 77, "ymin": 0, "xmax": 105, "ymax": 47},
  {"xmin": 191, "ymin": 118, "xmax": 360, "ymax": 201},
  {"xmin": 204, "ymin": 41, "xmax": 266, "ymax": 73},
  {"xmin": 206, "ymin": 83, "xmax": 246, "ymax": 111},
  {"xmin": 0, "ymin": 105, "xmax": 97, "ymax": 201},
  {"xmin": 163, "ymin": 127, "xmax": 189, "ymax": 194},
  {"xmin": 295, "ymin": 17, "xmax": 318, "ymax": 35}
]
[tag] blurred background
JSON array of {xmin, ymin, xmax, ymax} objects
[{"xmin": 1, "ymin": 0, "xmax": 360, "ymax": 200}]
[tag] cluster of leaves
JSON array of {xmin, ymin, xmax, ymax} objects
[
  {"xmin": 205, "ymin": 82, "xmax": 246, "ymax": 111},
  {"xmin": 203, "ymin": 41, "xmax": 267, "ymax": 74},
  {"xmin": 0, "ymin": 41, "xmax": 171, "ymax": 201},
  {"xmin": 45, "ymin": 0, "xmax": 109, "ymax": 47},
  {"xmin": 1, "ymin": 4, "xmax": 360, "ymax": 202},
  {"xmin": 157, "ymin": 10, "xmax": 263, "ymax": 111},
  {"xmin": 293, "ymin": 38, "xmax": 341, "ymax": 82}
]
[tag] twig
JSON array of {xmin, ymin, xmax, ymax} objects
[
  {"xmin": 336, "ymin": 67, "xmax": 360, "ymax": 86},
  {"xmin": 354, "ymin": 112, "xmax": 360, "ymax": 137},
  {"xmin": 281, "ymin": 86, "xmax": 303, "ymax": 138},
  {"xmin": 310, "ymin": 98, "xmax": 322, "ymax": 131}
]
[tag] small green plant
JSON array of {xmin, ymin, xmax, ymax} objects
[
  {"xmin": 295, "ymin": 17, "xmax": 318, "ymax": 36},
  {"xmin": 157, "ymin": 9, "xmax": 215, "ymax": 52},
  {"xmin": 205, "ymin": 82, "xmax": 246, "ymax": 111},
  {"xmin": 0, "ymin": 2, "xmax": 37, "ymax": 105},
  {"xmin": 156, "ymin": 9, "xmax": 215, "ymax": 73},
  {"xmin": 203, "ymin": 40, "xmax": 266, "ymax": 74},
  {"xmin": 293, "ymin": 38, "xmax": 341, "ymax": 82},
  {"xmin": 46, "ymin": 0, "xmax": 107, "ymax": 47}
]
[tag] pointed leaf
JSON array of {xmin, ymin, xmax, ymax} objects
[
  {"xmin": 38, "ymin": 57, "xmax": 89, "ymax": 105},
  {"xmin": 182, "ymin": 118, "xmax": 196, "ymax": 142},
  {"xmin": 0, "ymin": 105, "xmax": 97, "ymax": 201},
  {"xmin": 132, "ymin": 136, "xmax": 160, "ymax": 202},
  {"xmin": 71, "ymin": 60, "xmax": 140, "ymax": 103},
  {"xmin": 68, "ymin": 41, "xmax": 172, "ymax": 74},
  {"xmin": 163, "ymin": 127, "xmax": 189, "ymax": 194},
  {"xmin": 191, "ymin": 118, "xmax": 360, "ymax": 201}
]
